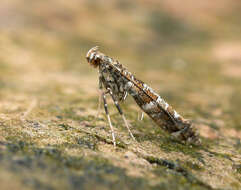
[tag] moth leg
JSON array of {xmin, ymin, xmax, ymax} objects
[
  {"xmin": 137, "ymin": 111, "xmax": 144, "ymax": 121},
  {"xmin": 107, "ymin": 88, "xmax": 136, "ymax": 141},
  {"xmin": 102, "ymin": 92, "xmax": 116, "ymax": 147}
]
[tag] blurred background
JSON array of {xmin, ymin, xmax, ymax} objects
[{"xmin": 0, "ymin": 0, "xmax": 241, "ymax": 190}]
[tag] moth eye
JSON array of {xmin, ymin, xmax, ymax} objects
[{"xmin": 95, "ymin": 54, "xmax": 101, "ymax": 60}]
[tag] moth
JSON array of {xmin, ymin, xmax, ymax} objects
[{"xmin": 86, "ymin": 46, "xmax": 200, "ymax": 146}]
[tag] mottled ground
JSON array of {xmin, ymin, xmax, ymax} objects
[{"xmin": 0, "ymin": 0, "xmax": 241, "ymax": 190}]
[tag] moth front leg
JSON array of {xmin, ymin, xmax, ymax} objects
[
  {"xmin": 97, "ymin": 76, "xmax": 117, "ymax": 146},
  {"xmin": 107, "ymin": 87, "xmax": 136, "ymax": 141},
  {"xmin": 102, "ymin": 91, "xmax": 116, "ymax": 147},
  {"xmin": 137, "ymin": 111, "xmax": 144, "ymax": 121}
]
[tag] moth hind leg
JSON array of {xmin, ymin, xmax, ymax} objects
[{"xmin": 107, "ymin": 88, "xmax": 136, "ymax": 141}]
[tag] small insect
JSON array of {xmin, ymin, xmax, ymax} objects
[{"xmin": 86, "ymin": 46, "xmax": 200, "ymax": 146}]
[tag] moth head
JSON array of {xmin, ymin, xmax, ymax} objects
[{"xmin": 86, "ymin": 46, "xmax": 103, "ymax": 68}]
